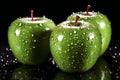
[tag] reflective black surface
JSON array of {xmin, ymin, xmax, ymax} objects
[{"xmin": 0, "ymin": 39, "xmax": 120, "ymax": 80}]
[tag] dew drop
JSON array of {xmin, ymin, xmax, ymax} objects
[
  {"xmin": 73, "ymin": 30, "xmax": 77, "ymax": 34},
  {"xmin": 45, "ymin": 27, "xmax": 50, "ymax": 31},
  {"xmin": 25, "ymin": 48, "xmax": 27, "ymax": 51},
  {"xmin": 52, "ymin": 60, "xmax": 55, "ymax": 65},
  {"xmin": 6, "ymin": 55, "xmax": 9, "ymax": 58},
  {"xmin": 114, "ymin": 53, "xmax": 117, "ymax": 56},
  {"xmin": 114, "ymin": 46, "xmax": 117, "ymax": 49},
  {"xmin": 109, "ymin": 47, "xmax": 112, "ymax": 51},
  {"xmin": 74, "ymin": 43, "xmax": 77, "ymax": 46},
  {"xmin": 68, "ymin": 63, "xmax": 71, "ymax": 66},
  {"xmin": 81, "ymin": 53, "xmax": 83, "ymax": 56},
  {"xmin": 71, "ymin": 47, "xmax": 74, "ymax": 49},
  {"xmin": 33, "ymin": 46, "xmax": 35, "ymax": 48},
  {"xmin": 63, "ymin": 31, "xmax": 66, "ymax": 33},
  {"xmin": 81, "ymin": 43, "xmax": 84, "ymax": 46},
  {"xmin": 70, "ymin": 33, "xmax": 73, "ymax": 35},
  {"xmin": 70, "ymin": 42, "xmax": 73, "ymax": 45},
  {"xmin": 67, "ymin": 44, "xmax": 70, "ymax": 47},
  {"xmin": 32, "ymin": 34, "xmax": 34, "ymax": 37},
  {"xmin": 5, "ymin": 48, "xmax": 9, "ymax": 51},
  {"xmin": 75, "ymin": 52, "xmax": 78, "ymax": 55},
  {"xmin": 1, "ymin": 59, "xmax": 4, "ymax": 62},
  {"xmin": 119, "ymin": 53, "xmax": 120, "ymax": 56},
  {"xmin": 13, "ymin": 60, "xmax": 16, "ymax": 63},
  {"xmin": 29, "ymin": 26, "xmax": 32, "ymax": 29},
  {"xmin": 73, "ymin": 66, "xmax": 76, "ymax": 69},
  {"xmin": 0, "ymin": 55, "xmax": 3, "ymax": 58},
  {"xmin": 25, "ymin": 41, "xmax": 28, "ymax": 43},
  {"xmin": 15, "ymin": 29, "xmax": 21, "ymax": 36},
  {"xmin": 33, "ymin": 40, "xmax": 37, "ymax": 42},
  {"xmin": 83, "ymin": 32, "xmax": 86, "ymax": 35},
  {"xmin": 112, "ymin": 55, "xmax": 116, "ymax": 58},
  {"xmin": 67, "ymin": 49, "xmax": 70, "ymax": 52},
  {"xmin": 72, "ymin": 56, "xmax": 75, "ymax": 58},
  {"xmin": 22, "ymin": 39, "xmax": 25, "ymax": 42},
  {"xmin": 71, "ymin": 62, "xmax": 74, "ymax": 65},
  {"xmin": 18, "ymin": 23, "xmax": 22, "ymax": 26}
]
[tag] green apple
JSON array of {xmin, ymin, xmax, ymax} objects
[
  {"xmin": 67, "ymin": 11, "xmax": 112, "ymax": 56},
  {"xmin": 53, "ymin": 57, "xmax": 111, "ymax": 80},
  {"xmin": 50, "ymin": 20, "xmax": 101, "ymax": 72},
  {"xmin": 8, "ymin": 16, "xmax": 56, "ymax": 64}
]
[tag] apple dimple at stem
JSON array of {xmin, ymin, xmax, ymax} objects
[
  {"xmin": 74, "ymin": 15, "xmax": 80, "ymax": 26},
  {"xmin": 31, "ymin": 10, "xmax": 34, "ymax": 21},
  {"xmin": 59, "ymin": 21, "xmax": 90, "ymax": 28},
  {"xmin": 86, "ymin": 5, "xmax": 91, "ymax": 15}
]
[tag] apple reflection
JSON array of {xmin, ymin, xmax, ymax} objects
[
  {"xmin": 10, "ymin": 61, "xmax": 57, "ymax": 80},
  {"xmin": 53, "ymin": 57, "xmax": 111, "ymax": 80}
]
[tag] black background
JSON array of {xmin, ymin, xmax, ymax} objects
[
  {"xmin": 0, "ymin": 0, "xmax": 120, "ymax": 80},
  {"xmin": 0, "ymin": 0, "xmax": 119, "ymax": 44}
]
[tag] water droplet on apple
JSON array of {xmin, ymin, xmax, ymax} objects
[
  {"xmin": 83, "ymin": 32, "xmax": 86, "ymax": 35},
  {"xmin": 74, "ymin": 43, "xmax": 77, "ymax": 46},
  {"xmin": 32, "ymin": 34, "xmax": 34, "ymax": 37},
  {"xmin": 67, "ymin": 44, "xmax": 70, "ymax": 47},
  {"xmin": 22, "ymin": 39, "xmax": 25, "ymax": 42},
  {"xmin": 68, "ymin": 63, "xmax": 71, "ymax": 66},
  {"xmin": 73, "ymin": 30, "xmax": 77, "ymax": 34},
  {"xmin": 81, "ymin": 53, "xmax": 83, "ymax": 56},
  {"xmin": 29, "ymin": 26, "xmax": 32, "ymax": 29},
  {"xmin": 63, "ymin": 31, "xmax": 66, "ymax": 33},
  {"xmin": 21, "ymin": 55, "xmax": 24, "ymax": 58},
  {"xmin": 81, "ymin": 43, "xmax": 84, "ymax": 46},
  {"xmin": 39, "ymin": 23, "xmax": 42, "ymax": 26},
  {"xmin": 25, "ymin": 48, "xmax": 27, "ymax": 51},
  {"xmin": 51, "ymin": 37, "xmax": 53, "ymax": 40},
  {"xmin": 73, "ymin": 66, "xmax": 76, "ymax": 69},
  {"xmin": 70, "ymin": 42, "xmax": 73, "ymax": 45},
  {"xmin": 25, "ymin": 41, "xmax": 28, "ymax": 43},
  {"xmin": 33, "ymin": 46, "xmax": 35, "ymax": 48},
  {"xmin": 71, "ymin": 47, "xmax": 74, "ymax": 49},
  {"xmin": 15, "ymin": 29, "xmax": 21, "ymax": 36},
  {"xmin": 70, "ymin": 33, "xmax": 73, "ymax": 36},
  {"xmin": 18, "ymin": 23, "xmax": 22, "ymax": 26},
  {"xmin": 45, "ymin": 27, "xmax": 50, "ymax": 31},
  {"xmin": 75, "ymin": 52, "xmax": 78, "ymax": 55},
  {"xmin": 33, "ymin": 40, "xmax": 36, "ymax": 42},
  {"xmin": 72, "ymin": 56, "xmax": 75, "ymax": 58},
  {"xmin": 71, "ymin": 62, "xmax": 74, "ymax": 65},
  {"xmin": 67, "ymin": 49, "xmax": 70, "ymax": 52}
]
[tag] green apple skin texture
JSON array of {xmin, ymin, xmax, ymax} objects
[
  {"xmin": 8, "ymin": 17, "xmax": 56, "ymax": 64},
  {"xmin": 50, "ymin": 21, "xmax": 101, "ymax": 72},
  {"xmin": 67, "ymin": 12, "xmax": 112, "ymax": 55}
]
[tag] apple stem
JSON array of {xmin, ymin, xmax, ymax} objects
[
  {"xmin": 74, "ymin": 15, "xmax": 80, "ymax": 26},
  {"xmin": 31, "ymin": 10, "xmax": 34, "ymax": 21},
  {"xmin": 86, "ymin": 5, "xmax": 91, "ymax": 15}
]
